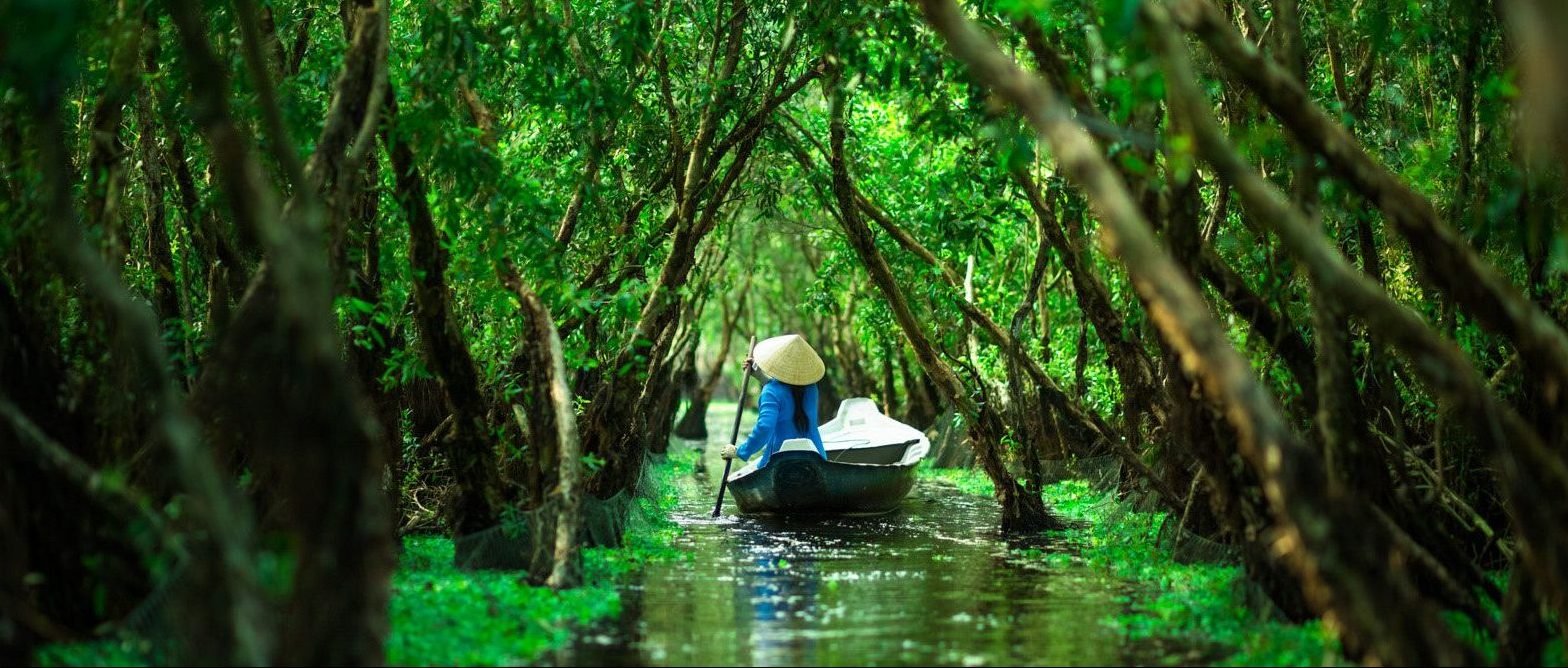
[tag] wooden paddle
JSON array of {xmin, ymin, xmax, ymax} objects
[{"xmin": 711, "ymin": 335, "xmax": 757, "ymax": 518}]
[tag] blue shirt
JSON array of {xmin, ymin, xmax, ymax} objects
[{"xmin": 737, "ymin": 380, "xmax": 825, "ymax": 469}]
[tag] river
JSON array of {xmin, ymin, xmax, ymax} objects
[{"xmin": 553, "ymin": 406, "xmax": 1221, "ymax": 667}]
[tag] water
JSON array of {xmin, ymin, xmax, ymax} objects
[{"xmin": 553, "ymin": 407, "xmax": 1221, "ymax": 666}]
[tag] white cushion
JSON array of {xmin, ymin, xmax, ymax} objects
[{"xmin": 778, "ymin": 438, "xmax": 819, "ymax": 453}]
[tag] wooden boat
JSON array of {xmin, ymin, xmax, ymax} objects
[{"xmin": 726, "ymin": 398, "xmax": 931, "ymax": 516}]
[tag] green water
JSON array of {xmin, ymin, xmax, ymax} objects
[{"xmin": 551, "ymin": 407, "xmax": 1222, "ymax": 667}]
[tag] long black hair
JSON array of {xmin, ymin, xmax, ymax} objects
[{"xmin": 787, "ymin": 383, "xmax": 810, "ymax": 431}]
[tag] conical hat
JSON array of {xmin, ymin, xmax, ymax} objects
[{"xmin": 753, "ymin": 334, "xmax": 824, "ymax": 385}]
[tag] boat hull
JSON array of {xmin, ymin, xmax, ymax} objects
[{"xmin": 727, "ymin": 451, "xmax": 919, "ymax": 516}]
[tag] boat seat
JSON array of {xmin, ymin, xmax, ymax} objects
[
  {"xmin": 839, "ymin": 397, "xmax": 879, "ymax": 418},
  {"xmin": 778, "ymin": 438, "xmax": 824, "ymax": 455},
  {"xmin": 822, "ymin": 397, "xmax": 881, "ymax": 433}
]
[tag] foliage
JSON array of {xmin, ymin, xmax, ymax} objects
[
  {"xmin": 37, "ymin": 455, "xmax": 694, "ymax": 668},
  {"xmin": 6, "ymin": 0, "xmax": 1568, "ymax": 663},
  {"xmin": 33, "ymin": 642, "xmax": 149, "ymax": 668},
  {"xmin": 386, "ymin": 536, "xmax": 619, "ymax": 666}
]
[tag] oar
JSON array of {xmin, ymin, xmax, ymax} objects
[{"xmin": 712, "ymin": 335, "xmax": 757, "ymax": 518}]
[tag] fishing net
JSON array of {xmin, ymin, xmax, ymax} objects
[
  {"xmin": 454, "ymin": 499, "xmax": 574, "ymax": 574},
  {"xmin": 926, "ymin": 410, "xmax": 975, "ymax": 468},
  {"xmin": 1036, "ymin": 454, "xmax": 1289, "ymax": 622},
  {"xmin": 1155, "ymin": 516, "xmax": 1242, "ymax": 565},
  {"xmin": 1027, "ymin": 453, "xmax": 1242, "ymax": 562},
  {"xmin": 106, "ymin": 558, "xmax": 187, "ymax": 663},
  {"xmin": 453, "ymin": 456, "xmax": 659, "ymax": 572},
  {"xmin": 1068, "ymin": 455, "xmax": 1122, "ymax": 488}
]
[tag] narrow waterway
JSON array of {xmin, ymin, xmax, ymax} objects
[{"xmin": 554, "ymin": 406, "xmax": 1223, "ymax": 666}]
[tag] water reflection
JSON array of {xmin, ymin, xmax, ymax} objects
[
  {"xmin": 745, "ymin": 540, "xmax": 820, "ymax": 663},
  {"xmin": 555, "ymin": 408, "xmax": 1221, "ymax": 667}
]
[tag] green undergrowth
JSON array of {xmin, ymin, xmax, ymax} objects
[
  {"xmin": 921, "ymin": 467, "xmax": 1340, "ymax": 666},
  {"xmin": 924, "ymin": 467, "xmax": 1568, "ymax": 666},
  {"xmin": 34, "ymin": 642, "xmax": 148, "ymax": 667},
  {"xmin": 38, "ymin": 454, "xmax": 690, "ymax": 668},
  {"xmin": 387, "ymin": 536, "xmax": 619, "ymax": 665},
  {"xmin": 368, "ymin": 450, "xmax": 690, "ymax": 665}
]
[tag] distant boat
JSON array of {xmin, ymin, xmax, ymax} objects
[{"xmin": 726, "ymin": 398, "xmax": 931, "ymax": 516}]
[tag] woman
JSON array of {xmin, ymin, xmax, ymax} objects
[{"xmin": 720, "ymin": 334, "xmax": 826, "ymax": 468}]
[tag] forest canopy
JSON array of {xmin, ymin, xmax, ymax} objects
[{"xmin": 2, "ymin": 0, "xmax": 1566, "ymax": 665}]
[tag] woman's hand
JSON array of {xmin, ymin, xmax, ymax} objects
[
  {"xmin": 745, "ymin": 356, "xmax": 769, "ymax": 383},
  {"xmin": 721, "ymin": 444, "xmax": 738, "ymax": 460}
]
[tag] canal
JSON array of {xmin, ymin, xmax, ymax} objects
[{"xmin": 554, "ymin": 407, "xmax": 1222, "ymax": 666}]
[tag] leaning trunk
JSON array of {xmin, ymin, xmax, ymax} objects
[{"xmin": 826, "ymin": 68, "xmax": 1061, "ymax": 532}]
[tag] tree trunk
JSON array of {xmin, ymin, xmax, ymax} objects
[
  {"xmin": 345, "ymin": 148, "xmax": 404, "ymax": 537},
  {"xmin": 501, "ymin": 262, "xmax": 585, "ymax": 588},
  {"xmin": 1012, "ymin": 169, "xmax": 1163, "ymax": 433},
  {"xmin": 28, "ymin": 64, "xmax": 268, "ymax": 662},
  {"xmin": 178, "ymin": 0, "xmax": 397, "ymax": 661},
  {"xmin": 1271, "ymin": 0, "xmax": 1377, "ymax": 494},
  {"xmin": 138, "ymin": 41, "xmax": 184, "ymax": 331},
  {"xmin": 577, "ymin": 6, "xmax": 821, "ymax": 502},
  {"xmin": 1152, "ymin": 104, "xmax": 1237, "ymax": 547},
  {"xmin": 84, "ymin": 8, "xmax": 147, "ymax": 266},
  {"xmin": 1498, "ymin": 563, "xmax": 1548, "ymax": 665},
  {"xmin": 1195, "ymin": 247, "xmax": 1317, "ymax": 407},
  {"xmin": 879, "ymin": 337, "xmax": 898, "ymax": 418},
  {"xmin": 1175, "ymin": 0, "xmax": 1568, "ymax": 403},
  {"xmin": 1151, "ymin": 6, "xmax": 1568, "ymax": 655},
  {"xmin": 384, "ymin": 91, "xmax": 500, "ymax": 539},
  {"xmin": 922, "ymin": 2, "xmax": 1481, "ymax": 660},
  {"xmin": 897, "ymin": 352, "xmax": 937, "ymax": 429},
  {"xmin": 675, "ymin": 290, "xmax": 747, "ymax": 440},
  {"xmin": 826, "ymin": 66, "xmax": 1061, "ymax": 532}
]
